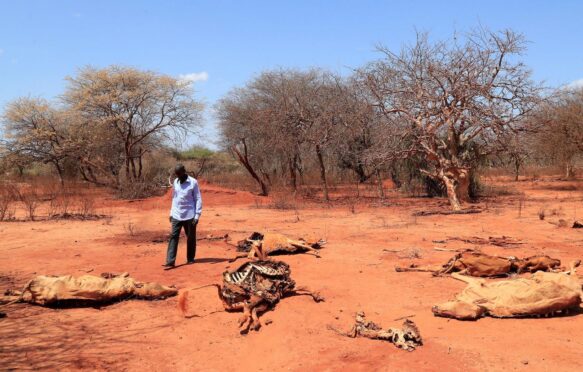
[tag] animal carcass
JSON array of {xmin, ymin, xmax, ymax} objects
[
  {"xmin": 432, "ymin": 262, "xmax": 582, "ymax": 320},
  {"xmin": 179, "ymin": 260, "xmax": 323, "ymax": 333},
  {"xmin": 395, "ymin": 251, "xmax": 561, "ymax": 277},
  {"xmin": 234, "ymin": 232, "xmax": 325, "ymax": 260},
  {"xmin": 336, "ymin": 312, "xmax": 423, "ymax": 351},
  {"xmin": 1, "ymin": 272, "xmax": 177, "ymax": 307}
]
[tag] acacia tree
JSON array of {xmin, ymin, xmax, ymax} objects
[
  {"xmin": 360, "ymin": 29, "xmax": 540, "ymax": 210},
  {"xmin": 2, "ymin": 98, "xmax": 73, "ymax": 185},
  {"xmin": 216, "ymin": 86, "xmax": 274, "ymax": 196},
  {"xmin": 536, "ymin": 88, "xmax": 583, "ymax": 178},
  {"xmin": 63, "ymin": 66, "xmax": 203, "ymax": 182}
]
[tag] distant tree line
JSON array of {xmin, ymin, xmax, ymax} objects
[
  {"xmin": 1, "ymin": 66, "xmax": 203, "ymax": 196},
  {"xmin": 217, "ymin": 28, "xmax": 575, "ymax": 210},
  {"xmin": 2, "ymin": 28, "xmax": 582, "ymax": 208}
]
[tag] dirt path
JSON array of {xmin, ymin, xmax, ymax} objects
[{"xmin": 1, "ymin": 181, "xmax": 583, "ymax": 371}]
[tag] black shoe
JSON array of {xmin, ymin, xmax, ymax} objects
[
  {"xmin": 162, "ymin": 263, "xmax": 175, "ymax": 270},
  {"xmin": 186, "ymin": 260, "xmax": 195, "ymax": 265}
]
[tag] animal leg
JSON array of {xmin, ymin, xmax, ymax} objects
[
  {"xmin": 228, "ymin": 253, "xmax": 248, "ymax": 263},
  {"xmin": 238, "ymin": 303, "xmax": 252, "ymax": 332},
  {"xmin": 450, "ymin": 272, "xmax": 484, "ymax": 285},
  {"xmin": 250, "ymin": 306, "xmax": 262, "ymax": 331},
  {"xmin": 292, "ymin": 287, "xmax": 325, "ymax": 302},
  {"xmin": 290, "ymin": 243, "xmax": 321, "ymax": 257},
  {"xmin": 248, "ymin": 242, "xmax": 267, "ymax": 260}
]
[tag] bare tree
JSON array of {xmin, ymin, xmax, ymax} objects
[
  {"xmin": 359, "ymin": 29, "xmax": 541, "ymax": 210},
  {"xmin": 535, "ymin": 88, "xmax": 583, "ymax": 178},
  {"xmin": 63, "ymin": 66, "xmax": 203, "ymax": 182},
  {"xmin": 2, "ymin": 98, "xmax": 73, "ymax": 185}
]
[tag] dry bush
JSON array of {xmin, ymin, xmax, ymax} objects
[
  {"xmin": 0, "ymin": 185, "xmax": 17, "ymax": 221},
  {"xmin": 16, "ymin": 187, "xmax": 40, "ymax": 221},
  {"xmin": 124, "ymin": 222, "xmax": 139, "ymax": 237},
  {"xmin": 76, "ymin": 198, "xmax": 96, "ymax": 219},
  {"xmin": 48, "ymin": 192, "xmax": 72, "ymax": 218},
  {"xmin": 477, "ymin": 184, "xmax": 520, "ymax": 197},
  {"xmin": 268, "ymin": 192, "xmax": 299, "ymax": 210},
  {"xmin": 538, "ymin": 208, "xmax": 546, "ymax": 220},
  {"xmin": 116, "ymin": 180, "xmax": 166, "ymax": 199}
]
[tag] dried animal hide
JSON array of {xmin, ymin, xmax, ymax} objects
[
  {"xmin": 445, "ymin": 235, "xmax": 522, "ymax": 247},
  {"xmin": 179, "ymin": 260, "xmax": 323, "ymax": 333},
  {"xmin": 335, "ymin": 312, "xmax": 422, "ymax": 351},
  {"xmin": 395, "ymin": 252, "xmax": 561, "ymax": 277},
  {"xmin": 432, "ymin": 262, "xmax": 582, "ymax": 320},
  {"xmin": 1, "ymin": 272, "xmax": 177, "ymax": 307},
  {"xmin": 234, "ymin": 232, "xmax": 325, "ymax": 260}
]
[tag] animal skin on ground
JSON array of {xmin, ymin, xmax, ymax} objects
[
  {"xmin": 395, "ymin": 251, "xmax": 562, "ymax": 277},
  {"xmin": 234, "ymin": 232, "xmax": 325, "ymax": 261},
  {"xmin": 1, "ymin": 272, "xmax": 178, "ymax": 307},
  {"xmin": 432, "ymin": 261, "xmax": 582, "ymax": 320}
]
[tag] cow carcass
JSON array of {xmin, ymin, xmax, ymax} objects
[
  {"xmin": 334, "ymin": 312, "xmax": 423, "ymax": 351},
  {"xmin": 234, "ymin": 232, "xmax": 325, "ymax": 260},
  {"xmin": 395, "ymin": 251, "xmax": 561, "ymax": 277},
  {"xmin": 1, "ymin": 272, "xmax": 177, "ymax": 307},
  {"xmin": 179, "ymin": 260, "xmax": 323, "ymax": 333},
  {"xmin": 432, "ymin": 261, "xmax": 582, "ymax": 320}
]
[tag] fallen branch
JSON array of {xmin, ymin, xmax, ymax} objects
[{"xmin": 412, "ymin": 209, "xmax": 482, "ymax": 217}]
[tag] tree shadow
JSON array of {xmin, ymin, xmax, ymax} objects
[{"xmin": 0, "ymin": 304, "xmax": 167, "ymax": 370}]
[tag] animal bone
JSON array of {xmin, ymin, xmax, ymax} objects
[
  {"xmin": 432, "ymin": 261, "xmax": 582, "ymax": 320},
  {"xmin": 395, "ymin": 251, "xmax": 561, "ymax": 277},
  {"xmin": 0, "ymin": 272, "xmax": 177, "ymax": 307},
  {"xmin": 232, "ymin": 232, "xmax": 325, "ymax": 261},
  {"xmin": 334, "ymin": 312, "xmax": 422, "ymax": 351},
  {"xmin": 178, "ymin": 260, "xmax": 323, "ymax": 333}
]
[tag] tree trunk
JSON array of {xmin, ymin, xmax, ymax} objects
[
  {"xmin": 565, "ymin": 162, "xmax": 575, "ymax": 179},
  {"xmin": 137, "ymin": 149, "xmax": 144, "ymax": 179},
  {"xmin": 288, "ymin": 157, "xmax": 297, "ymax": 191},
  {"xmin": 389, "ymin": 164, "xmax": 401, "ymax": 189},
  {"xmin": 375, "ymin": 168, "xmax": 385, "ymax": 199},
  {"xmin": 231, "ymin": 144, "xmax": 269, "ymax": 196},
  {"xmin": 439, "ymin": 167, "xmax": 470, "ymax": 211},
  {"xmin": 442, "ymin": 175, "xmax": 462, "ymax": 211},
  {"xmin": 54, "ymin": 161, "xmax": 65, "ymax": 187},
  {"xmin": 456, "ymin": 169, "xmax": 470, "ymax": 202},
  {"xmin": 125, "ymin": 158, "xmax": 131, "ymax": 181},
  {"xmin": 315, "ymin": 145, "xmax": 329, "ymax": 201},
  {"xmin": 130, "ymin": 158, "xmax": 137, "ymax": 180},
  {"xmin": 513, "ymin": 159, "xmax": 521, "ymax": 181}
]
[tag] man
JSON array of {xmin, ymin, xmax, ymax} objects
[{"xmin": 163, "ymin": 164, "xmax": 202, "ymax": 269}]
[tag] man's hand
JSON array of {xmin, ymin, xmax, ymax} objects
[{"xmin": 193, "ymin": 218, "xmax": 199, "ymax": 226}]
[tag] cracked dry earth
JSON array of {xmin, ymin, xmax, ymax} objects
[{"xmin": 1, "ymin": 178, "xmax": 583, "ymax": 371}]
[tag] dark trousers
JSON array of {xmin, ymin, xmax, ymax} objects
[{"xmin": 166, "ymin": 217, "xmax": 196, "ymax": 265}]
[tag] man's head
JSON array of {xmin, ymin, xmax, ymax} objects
[{"xmin": 175, "ymin": 164, "xmax": 187, "ymax": 182}]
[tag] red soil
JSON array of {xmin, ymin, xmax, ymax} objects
[{"xmin": 1, "ymin": 179, "xmax": 582, "ymax": 371}]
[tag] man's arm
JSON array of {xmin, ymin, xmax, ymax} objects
[
  {"xmin": 169, "ymin": 180, "xmax": 175, "ymax": 222},
  {"xmin": 193, "ymin": 180, "xmax": 202, "ymax": 221}
]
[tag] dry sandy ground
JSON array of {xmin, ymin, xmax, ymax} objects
[{"xmin": 1, "ymin": 179, "xmax": 583, "ymax": 371}]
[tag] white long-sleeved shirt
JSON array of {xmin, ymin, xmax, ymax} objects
[{"xmin": 170, "ymin": 176, "xmax": 202, "ymax": 221}]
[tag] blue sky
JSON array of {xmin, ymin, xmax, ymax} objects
[{"xmin": 1, "ymin": 0, "xmax": 582, "ymax": 148}]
